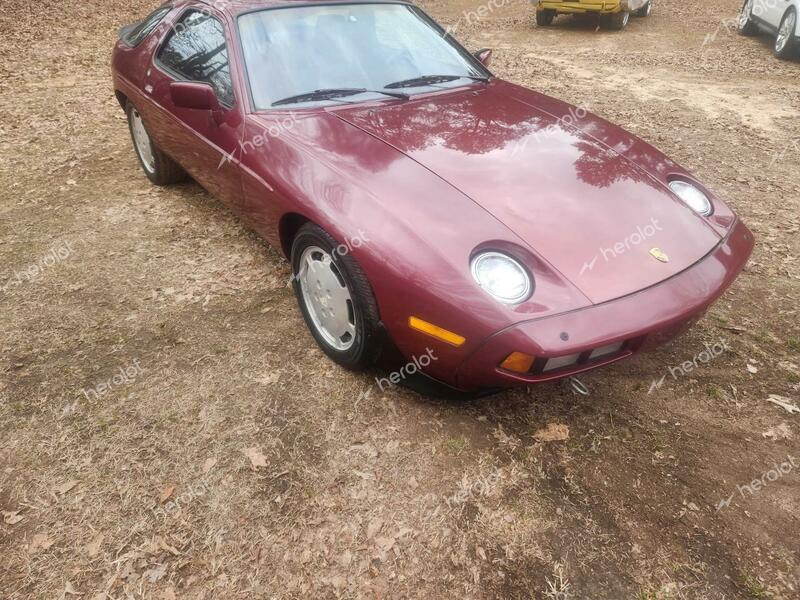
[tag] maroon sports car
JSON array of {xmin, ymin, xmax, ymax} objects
[{"xmin": 112, "ymin": 0, "xmax": 753, "ymax": 392}]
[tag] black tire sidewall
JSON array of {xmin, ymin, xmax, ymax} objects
[
  {"xmin": 291, "ymin": 224, "xmax": 382, "ymax": 371},
  {"xmin": 602, "ymin": 11, "xmax": 629, "ymax": 29},
  {"xmin": 738, "ymin": 0, "xmax": 757, "ymax": 34},
  {"xmin": 536, "ymin": 10, "xmax": 555, "ymax": 25},
  {"xmin": 775, "ymin": 9, "xmax": 798, "ymax": 58}
]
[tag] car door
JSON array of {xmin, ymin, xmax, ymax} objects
[{"xmin": 145, "ymin": 7, "xmax": 244, "ymax": 208}]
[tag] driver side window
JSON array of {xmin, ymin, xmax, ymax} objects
[{"xmin": 157, "ymin": 10, "xmax": 235, "ymax": 107}]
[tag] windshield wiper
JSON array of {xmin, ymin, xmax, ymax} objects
[
  {"xmin": 272, "ymin": 87, "xmax": 409, "ymax": 107},
  {"xmin": 384, "ymin": 74, "xmax": 490, "ymax": 89}
]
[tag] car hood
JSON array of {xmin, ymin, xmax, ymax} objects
[{"xmin": 333, "ymin": 81, "xmax": 722, "ymax": 304}]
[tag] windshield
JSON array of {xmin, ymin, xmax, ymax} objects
[{"xmin": 238, "ymin": 3, "xmax": 488, "ymax": 110}]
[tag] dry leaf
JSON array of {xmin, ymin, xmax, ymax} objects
[
  {"xmin": 159, "ymin": 485, "xmax": 175, "ymax": 504},
  {"xmin": 30, "ymin": 533, "xmax": 55, "ymax": 553},
  {"xmin": 144, "ymin": 564, "xmax": 167, "ymax": 583},
  {"xmin": 533, "ymin": 423, "xmax": 570, "ymax": 442},
  {"xmin": 763, "ymin": 423, "xmax": 793, "ymax": 441},
  {"xmin": 366, "ymin": 518, "xmax": 383, "ymax": 539},
  {"xmin": 374, "ymin": 536, "xmax": 396, "ymax": 551},
  {"xmin": 64, "ymin": 581, "xmax": 80, "ymax": 595},
  {"xmin": 766, "ymin": 395, "xmax": 800, "ymax": 414},
  {"xmin": 161, "ymin": 588, "xmax": 177, "ymax": 600},
  {"xmin": 3, "ymin": 510, "xmax": 23, "ymax": 525},
  {"xmin": 55, "ymin": 479, "xmax": 78, "ymax": 495},
  {"xmin": 338, "ymin": 550, "xmax": 353, "ymax": 567},
  {"xmin": 242, "ymin": 447, "xmax": 268, "ymax": 468},
  {"xmin": 202, "ymin": 457, "xmax": 217, "ymax": 474},
  {"xmin": 159, "ymin": 537, "xmax": 181, "ymax": 555},
  {"xmin": 86, "ymin": 533, "xmax": 104, "ymax": 557},
  {"xmin": 747, "ymin": 363, "xmax": 758, "ymax": 374}
]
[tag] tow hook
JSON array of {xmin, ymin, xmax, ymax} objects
[{"xmin": 568, "ymin": 376, "xmax": 590, "ymax": 396}]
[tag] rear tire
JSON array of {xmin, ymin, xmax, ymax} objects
[
  {"xmin": 634, "ymin": 1, "xmax": 652, "ymax": 17},
  {"xmin": 774, "ymin": 9, "xmax": 798, "ymax": 59},
  {"xmin": 291, "ymin": 223, "xmax": 383, "ymax": 371},
  {"xmin": 126, "ymin": 101, "xmax": 187, "ymax": 186},
  {"xmin": 737, "ymin": 0, "xmax": 758, "ymax": 35},
  {"xmin": 601, "ymin": 10, "xmax": 630, "ymax": 30},
  {"xmin": 536, "ymin": 9, "xmax": 556, "ymax": 26}
]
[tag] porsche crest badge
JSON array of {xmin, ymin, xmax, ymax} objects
[{"xmin": 649, "ymin": 248, "xmax": 669, "ymax": 263}]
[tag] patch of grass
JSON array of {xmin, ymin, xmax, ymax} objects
[
  {"xmin": 740, "ymin": 571, "xmax": 769, "ymax": 599},
  {"xmin": 444, "ymin": 436, "xmax": 467, "ymax": 456},
  {"xmin": 754, "ymin": 331, "xmax": 774, "ymax": 346},
  {"xmin": 787, "ymin": 338, "xmax": 800, "ymax": 352},
  {"xmin": 639, "ymin": 588, "xmax": 674, "ymax": 600},
  {"xmin": 785, "ymin": 371, "xmax": 800, "ymax": 384}
]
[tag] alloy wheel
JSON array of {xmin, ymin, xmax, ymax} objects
[
  {"xmin": 776, "ymin": 11, "xmax": 796, "ymax": 53},
  {"xmin": 297, "ymin": 246, "xmax": 356, "ymax": 351},
  {"xmin": 130, "ymin": 109, "xmax": 156, "ymax": 174}
]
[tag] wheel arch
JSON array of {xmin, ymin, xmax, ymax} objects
[
  {"xmin": 278, "ymin": 212, "xmax": 311, "ymax": 259},
  {"xmin": 115, "ymin": 90, "xmax": 129, "ymax": 111}
]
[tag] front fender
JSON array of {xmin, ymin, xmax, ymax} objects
[{"xmin": 238, "ymin": 110, "xmax": 591, "ymax": 383}]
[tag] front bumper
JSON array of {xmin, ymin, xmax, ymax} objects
[
  {"xmin": 535, "ymin": 1, "xmax": 623, "ymax": 14},
  {"xmin": 455, "ymin": 219, "xmax": 754, "ymax": 390}
]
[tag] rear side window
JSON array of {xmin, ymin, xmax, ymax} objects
[
  {"xmin": 123, "ymin": 5, "xmax": 171, "ymax": 46},
  {"xmin": 157, "ymin": 10, "xmax": 235, "ymax": 107}
]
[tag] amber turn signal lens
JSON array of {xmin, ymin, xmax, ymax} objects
[
  {"xmin": 408, "ymin": 316, "xmax": 466, "ymax": 347},
  {"xmin": 500, "ymin": 352, "xmax": 535, "ymax": 374}
]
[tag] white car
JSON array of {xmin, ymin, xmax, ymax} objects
[{"xmin": 738, "ymin": 0, "xmax": 799, "ymax": 59}]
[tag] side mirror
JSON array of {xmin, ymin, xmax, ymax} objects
[
  {"xmin": 170, "ymin": 81, "xmax": 221, "ymax": 112},
  {"xmin": 474, "ymin": 48, "xmax": 493, "ymax": 67}
]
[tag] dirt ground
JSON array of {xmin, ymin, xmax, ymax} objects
[{"xmin": 1, "ymin": 0, "xmax": 799, "ymax": 598}]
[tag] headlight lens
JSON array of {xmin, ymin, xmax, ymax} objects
[
  {"xmin": 668, "ymin": 180, "xmax": 713, "ymax": 216},
  {"xmin": 470, "ymin": 252, "xmax": 532, "ymax": 305}
]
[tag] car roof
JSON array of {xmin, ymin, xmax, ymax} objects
[{"xmin": 194, "ymin": 0, "xmax": 413, "ymax": 16}]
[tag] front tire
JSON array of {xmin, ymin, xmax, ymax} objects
[
  {"xmin": 774, "ymin": 9, "xmax": 798, "ymax": 59},
  {"xmin": 536, "ymin": 9, "xmax": 556, "ymax": 26},
  {"xmin": 737, "ymin": 0, "xmax": 758, "ymax": 35},
  {"xmin": 634, "ymin": 1, "xmax": 652, "ymax": 17},
  {"xmin": 601, "ymin": 10, "xmax": 630, "ymax": 30},
  {"xmin": 291, "ymin": 223, "xmax": 383, "ymax": 371},
  {"xmin": 126, "ymin": 101, "xmax": 187, "ymax": 186}
]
